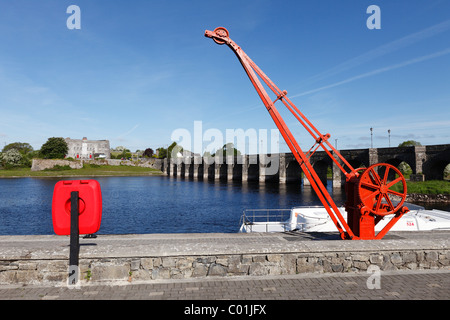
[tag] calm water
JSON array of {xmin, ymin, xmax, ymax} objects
[{"xmin": 0, "ymin": 176, "xmax": 448, "ymax": 235}]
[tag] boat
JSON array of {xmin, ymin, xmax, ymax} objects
[{"xmin": 239, "ymin": 203, "xmax": 450, "ymax": 233}]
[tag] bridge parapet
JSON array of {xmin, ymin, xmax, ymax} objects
[{"xmin": 162, "ymin": 144, "xmax": 449, "ymax": 186}]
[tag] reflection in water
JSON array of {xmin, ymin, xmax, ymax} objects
[{"xmin": 0, "ymin": 176, "xmax": 447, "ymax": 235}]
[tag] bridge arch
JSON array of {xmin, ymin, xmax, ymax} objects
[
  {"xmin": 285, "ymin": 159, "xmax": 301, "ymax": 183},
  {"xmin": 232, "ymin": 163, "xmax": 242, "ymax": 181},
  {"xmin": 423, "ymin": 146, "xmax": 450, "ymax": 180},
  {"xmin": 424, "ymin": 158, "xmax": 450, "ymax": 180},
  {"xmin": 247, "ymin": 163, "xmax": 259, "ymax": 181},
  {"xmin": 312, "ymin": 159, "xmax": 331, "ymax": 185}
]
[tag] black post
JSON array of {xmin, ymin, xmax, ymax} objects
[{"xmin": 69, "ymin": 191, "xmax": 80, "ymax": 285}]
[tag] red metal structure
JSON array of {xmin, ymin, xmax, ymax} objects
[{"xmin": 205, "ymin": 27, "xmax": 409, "ymax": 240}]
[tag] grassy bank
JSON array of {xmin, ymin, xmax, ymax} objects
[
  {"xmin": 0, "ymin": 164, "xmax": 164, "ymax": 178},
  {"xmin": 402, "ymin": 180, "xmax": 450, "ymax": 195}
]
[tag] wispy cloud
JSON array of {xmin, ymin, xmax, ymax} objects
[
  {"xmin": 305, "ymin": 19, "xmax": 450, "ymax": 84},
  {"xmin": 291, "ymin": 47, "xmax": 450, "ymax": 98},
  {"xmin": 116, "ymin": 124, "xmax": 140, "ymax": 141}
]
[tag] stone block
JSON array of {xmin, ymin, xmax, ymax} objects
[
  {"xmin": 130, "ymin": 259, "xmax": 141, "ymax": 271},
  {"xmin": 249, "ymin": 262, "xmax": 268, "ymax": 276},
  {"xmin": 0, "ymin": 262, "xmax": 19, "ymax": 271},
  {"xmin": 38, "ymin": 260, "xmax": 67, "ymax": 273},
  {"xmin": 228, "ymin": 264, "xmax": 249, "ymax": 275},
  {"xmin": 425, "ymin": 251, "xmax": 438, "ymax": 262},
  {"xmin": 281, "ymin": 254, "xmax": 296, "ymax": 274},
  {"xmin": 331, "ymin": 264, "xmax": 344, "ymax": 272},
  {"xmin": 369, "ymin": 254, "xmax": 384, "ymax": 265},
  {"xmin": 267, "ymin": 254, "xmax": 282, "ymax": 262},
  {"xmin": 140, "ymin": 258, "xmax": 154, "ymax": 270},
  {"xmin": 43, "ymin": 271, "xmax": 66, "ymax": 283},
  {"xmin": 90, "ymin": 263, "xmax": 129, "ymax": 281},
  {"xmin": 162, "ymin": 257, "xmax": 176, "ymax": 268},
  {"xmin": 267, "ymin": 264, "xmax": 282, "ymax": 275},
  {"xmin": 152, "ymin": 267, "xmax": 170, "ymax": 280},
  {"xmin": 352, "ymin": 254, "xmax": 370, "ymax": 262},
  {"xmin": 403, "ymin": 252, "xmax": 417, "ymax": 264},
  {"xmin": 390, "ymin": 253, "xmax": 403, "ymax": 265},
  {"xmin": 192, "ymin": 264, "xmax": 208, "ymax": 277},
  {"xmin": 176, "ymin": 257, "xmax": 194, "ymax": 269},
  {"xmin": 133, "ymin": 269, "xmax": 152, "ymax": 281},
  {"xmin": 353, "ymin": 261, "xmax": 368, "ymax": 270},
  {"xmin": 252, "ymin": 255, "xmax": 266, "ymax": 263},
  {"xmin": 208, "ymin": 263, "xmax": 227, "ymax": 277},
  {"xmin": 215, "ymin": 258, "xmax": 229, "ymax": 267},
  {"xmin": 18, "ymin": 262, "xmax": 38, "ymax": 270}
]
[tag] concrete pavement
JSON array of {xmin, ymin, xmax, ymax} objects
[{"xmin": 1, "ymin": 269, "xmax": 449, "ymax": 300}]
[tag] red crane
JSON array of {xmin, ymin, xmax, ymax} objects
[{"xmin": 205, "ymin": 27, "xmax": 409, "ymax": 240}]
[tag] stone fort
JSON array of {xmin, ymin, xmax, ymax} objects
[{"xmin": 65, "ymin": 137, "xmax": 110, "ymax": 159}]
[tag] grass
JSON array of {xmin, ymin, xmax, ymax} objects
[
  {"xmin": 0, "ymin": 164, "xmax": 163, "ymax": 178},
  {"xmin": 402, "ymin": 180, "xmax": 450, "ymax": 195}
]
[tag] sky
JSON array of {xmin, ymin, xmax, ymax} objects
[{"xmin": 0, "ymin": 0, "xmax": 449, "ymax": 155}]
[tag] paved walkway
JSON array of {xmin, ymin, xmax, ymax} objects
[{"xmin": 1, "ymin": 269, "xmax": 449, "ymax": 300}]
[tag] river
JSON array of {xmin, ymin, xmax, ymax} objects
[{"xmin": 0, "ymin": 176, "xmax": 448, "ymax": 235}]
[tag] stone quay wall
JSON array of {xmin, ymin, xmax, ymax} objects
[
  {"xmin": 31, "ymin": 158, "xmax": 163, "ymax": 172},
  {"xmin": 1, "ymin": 234, "xmax": 449, "ymax": 286}
]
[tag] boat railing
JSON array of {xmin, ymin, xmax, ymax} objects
[{"xmin": 240, "ymin": 209, "xmax": 292, "ymax": 225}]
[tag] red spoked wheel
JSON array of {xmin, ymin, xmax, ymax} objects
[
  {"xmin": 357, "ymin": 163, "xmax": 407, "ymax": 216},
  {"xmin": 212, "ymin": 27, "xmax": 229, "ymax": 45}
]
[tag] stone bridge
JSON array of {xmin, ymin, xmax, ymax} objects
[{"xmin": 161, "ymin": 144, "xmax": 450, "ymax": 187}]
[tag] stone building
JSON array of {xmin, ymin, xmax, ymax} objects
[{"xmin": 65, "ymin": 137, "xmax": 110, "ymax": 159}]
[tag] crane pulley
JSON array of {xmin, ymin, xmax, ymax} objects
[{"xmin": 205, "ymin": 27, "xmax": 409, "ymax": 240}]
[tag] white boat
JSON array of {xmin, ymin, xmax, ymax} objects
[{"xmin": 239, "ymin": 203, "xmax": 450, "ymax": 233}]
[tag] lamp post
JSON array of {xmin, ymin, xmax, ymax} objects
[
  {"xmin": 370, "ymin": 127, "xmax": 373, "ymax": 148},
  {"xmin": 388, "ymin": 129, "xmax": 391, "ymax": 147}
]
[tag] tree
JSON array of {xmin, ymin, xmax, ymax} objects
[
  {"xmin": 212, "ymin": 143, "xmax": 241, "ymax": 157},
  {"xmin": 2, "ymin": 142, "xmax": 33, "ymax": 155},
  {"xmin": 156, "ymin": 147, "xmax": 167, "ymax": 159},
  {"xmin": 0, "ymin": 149, "xmax": 23, "ymax": 168},
  {"xmin": 398, "ymin": 140, "xmax": 422, "ymax": 147},
  {"xmin": 143, "ymin": 148, "xmax": 154, "ymax": 158},
  {"xmin": 40, "ymin": 137, "xmax": 69, "ymax": 159},
  {"xmin": 168, "ymin": 142, "xmax": 183, "ymax": 159}
]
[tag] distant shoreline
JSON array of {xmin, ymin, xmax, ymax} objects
[
  {"xmin": 0, "ymin": 173, "xmax": 165, "ymax": 179},
  {"xmin": 0, "ymin": 165, "xmax": 164, "ymax": 178}
]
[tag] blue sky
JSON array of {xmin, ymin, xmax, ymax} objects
[{"xmin": 0, "ymin": 0, "xmax": 449, "ymax": 154}]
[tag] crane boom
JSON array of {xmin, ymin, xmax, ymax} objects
[{"xmin": 205, "ymin": 27, "xmax": 409, "ymax": 240}]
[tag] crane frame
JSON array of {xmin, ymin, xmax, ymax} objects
[{"xmin": 205, "ymin": 27, "xmax": 409, "ymax": 240}]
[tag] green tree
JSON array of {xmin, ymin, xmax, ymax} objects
[
  {"xmin": 40, "ymin": 137, "xmax": 69, "ymax": 159},
  {"xmin": 212, "ymin": 143, "xmax": 241, "ymax": 157},
  {"xmin": 168, "ymin": 142, "xmax": 183, "ymax": 159},
  {"xmin": 398, "ymin": 140, "xmax": 422, "ymax": 147},
  {"xmin": 2, "ymin": 142, "xmax": 33, "ymax": 155},
  {"xmin": 156, "ymin": 147, "xmax": 167, "ymax": 159}
]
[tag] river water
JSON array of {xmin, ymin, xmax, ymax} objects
[{"xmin": 0, "ymin": 176, "xmax": 448, "ymax": 235}]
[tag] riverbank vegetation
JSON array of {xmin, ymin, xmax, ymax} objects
[
  {"xmin": 0, "ymin": 164, "xmax": 163, "ymax": 177},
  {"xmin": 399, "ymin": 180, "xmax": 450, "ymax": 195}
]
